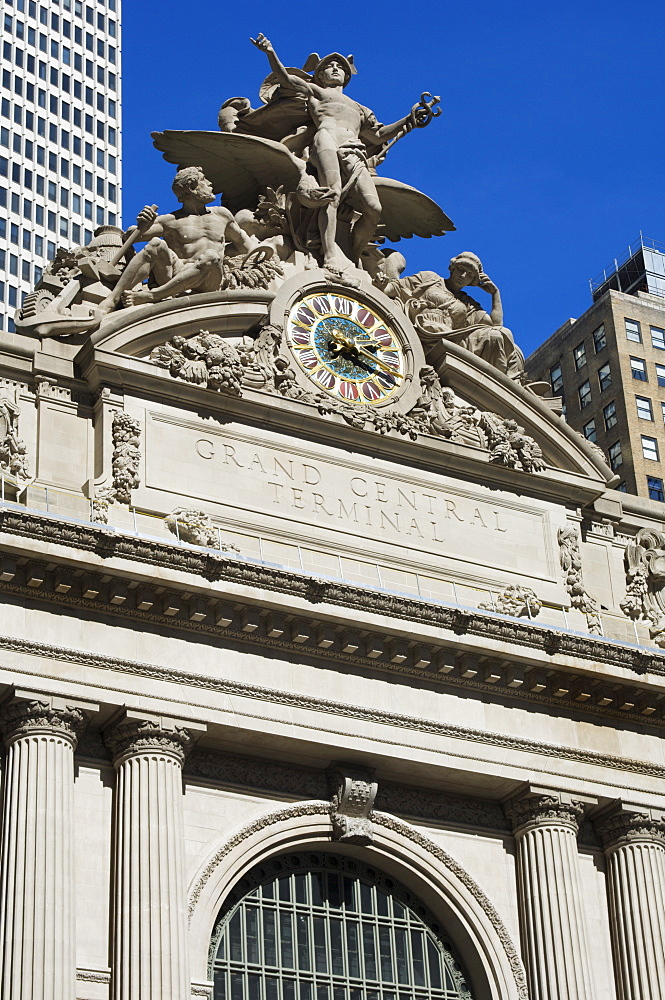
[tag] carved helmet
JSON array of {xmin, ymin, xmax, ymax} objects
[
  {"xmin": 303, "ymin": 52, "xmax": 357, "ymax": 87},
  {"xmin": 449, "ymin": 251, "xmax": 483, "ymax": 283}
]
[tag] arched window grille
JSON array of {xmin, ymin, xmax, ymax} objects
[{"xmin": 210, "ymin": 852, "xmax": 475, "ymax": 1000}]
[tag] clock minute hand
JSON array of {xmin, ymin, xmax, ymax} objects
[{"xmin": 354, "ymin": 343, "xmax": 404, "ymax": 379}]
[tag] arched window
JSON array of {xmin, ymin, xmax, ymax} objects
[{"xmin": 210, "ymin": 852, "xmax": 475, "ymax": 1000}]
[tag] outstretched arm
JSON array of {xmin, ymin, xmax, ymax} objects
[{"xmin": 250, "ymin": 33, "xmax": 311, "ymax": 95}]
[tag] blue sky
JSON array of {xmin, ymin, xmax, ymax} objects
[{"xmin": 122, "ymin": 0, "xmax": 665, "ymax": 356}]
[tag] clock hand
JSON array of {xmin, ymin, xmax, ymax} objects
[{"xmin": 354, "ymin": 343, "xmax": 404, "ymax": 379}]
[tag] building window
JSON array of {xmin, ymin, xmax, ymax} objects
[
  {"xmin": 636, "ymin": 396, "xmax": 654, "ymax": 421},
  {"xmin": 616, "ymin": 482, "xmax": 627, "ymax": 493},
  {"xmin": 550, "ymin": 364, "xmax": 563, "ymax": 394},
  {"xmin": 642, "ymin": 436, "xmax": 659, "ymax": 462},
  {"xmin": 651, "ymin": 326, "xmax": 665, "ymax": 351},
  {"xmin": 578, "ymin": 380, "xmax": 591, "ymax": 408},
  {"xmin": 604, "ymin": 401, "xmax": 618, "ymax": 430},
  {"xmin": 657, "ymin": 364, "xmax": 665, "ymax": 388},
  {"xmin": 573, "ymin": 342, "xmax": 586, "ymax": 370},
  {"xmin": 583, "ymin": 419, "xmax": 597, "ymax": 442},
  {"xmin": 608, "ymin": 441, "xmax": 623, "ymax": 470},
  {"xmin": 631, "ymin": 357, "xmax": 647, "ymax": 381},
  {"xmin": 647, "ymin": 476, "xmax": 665, "ymax": 502},
  {"xmin": 626, "ymin": 318, "xmax": 642, "ymax": 343},
  {"xmin": 598, "ymin": 363, "xmax": 612, "ymax": 391},
  {"xmin": 210, "ymin": 854, "xmax": 476, "ymax": 1000}
]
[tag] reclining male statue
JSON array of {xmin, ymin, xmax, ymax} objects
[{"xmin": 98, "ymin": 165, "xmax": 254, "ymax": 313}]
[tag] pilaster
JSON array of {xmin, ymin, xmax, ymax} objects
[
  {"xmin": 0, "ymin": 689, "xmax": 97, "ymax": 1000},
  {"xmin": 105, "ymin": 710, "xmax": 206, "ymax": 1000},
  {"xmin": 505, "ymin": 786, "xmax": 596, "ymax": 1000},
  {"xmin": 596, "ymin": 803, "xmax": 665, "ymax": 1000}
]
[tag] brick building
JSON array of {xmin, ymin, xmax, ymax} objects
[{"xmin": 526, "ymin": 236, "xmax": 665, "ymax": 500}]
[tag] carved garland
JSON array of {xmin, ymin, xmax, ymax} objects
[
  {"xmin": 146, "ymin": 327, "xmax": 547, "ymax": 473},
  {"xmin": 558, "ymin": 524, "xmax": 602, "ymax": 634}
]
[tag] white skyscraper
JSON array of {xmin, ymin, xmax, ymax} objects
[{"xmin": 0, "ymin": 0, "xmax": 121, "ymax": 332}]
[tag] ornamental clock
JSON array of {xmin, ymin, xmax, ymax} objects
[{"xmin": 284, "ymin": 289, "xmax": 414, "ymax": 406}]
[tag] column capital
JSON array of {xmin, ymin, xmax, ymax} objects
[
  {"xmin": 0, "ymin": 688, "xmax": 98, "ymax": 748},
  {"xmin": 505, "ymin": 785, "xmax": 596, "ymax": 835},
  {"xmin": 104, "ymin": 709, "xmax": 206, "ymax": 767},
  {"xmin": 595, "ymin": 802, "xmax": 665, "ymax": 851}
]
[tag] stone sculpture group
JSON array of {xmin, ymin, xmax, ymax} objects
[{"xmin": 15, "ymin": 33, "xmax": 533, "ymax": 391}]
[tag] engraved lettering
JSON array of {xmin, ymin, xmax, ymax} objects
[
  {"xmin": 494, "ymin": 510, "xmax": 507, "ymax": 532},
  {"xmin": 338, "ymin": 500, "xmax": 359, "ymax": 522},
  {"xmin": 273, "ymin": 458, "xmax": 294, "ymax": 480},
  {"xmin": 380, "ymin": 510, "xmax": 400, "ymax": 532},
  {"xmin": 365, "ymin": 506, "xmax": 373, "ymax": 525},
  {"xmin": 269, "ymin": 482, "xmax": 284, "ymax": 503},
  {"xmin": 313, "ymin": 493, "xmax": 335, "ymax": 517},
  {"xmin": 247, "ymin": 452, "xmax": 267, "ymax": 475},
  {"xmin": 444, "ymin": 500, "xmax": 464, "ymax": 522},
  {"xmin": 291, "ymin": 488, "xmax": 306, "ymax": 509},
  {"xmin": 406, "ymin": 517, "xmax": 424, "ymax": 537},
  {"xmin": 303, "ymin": 464, "xmax": 321, "ymax": 486},
  {"xmin": 223, "ymin": 444, "xmax": 244, "ymax": 468},
  {"xmin": 351, "ymin": 477, "xmax": 368, "ymax": 497},
  {"xmin": 397, "ymin": 488, "xmax": 417, "ymax": 510},
  {"xmin": 375, "ymin": 482, "xmax": 388, "ymax": 503},
  {"xmin": 470, "ymin": 507, "xmax": 488, "ymax": 528},
  {"xmin": 431, "ymin": 521, "xmax": 445, "ymax": 542},
  {"xmin": 422, "ymin": 493, "xmax": 436, "ymax": 515},
  {"xmin": 195, "ymin": 439, "xmax": 214, "ymax": 460}
]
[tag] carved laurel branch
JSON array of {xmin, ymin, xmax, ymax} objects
[{"xmin": 187, "ymin": 802, "xmax": 330, "ymax": 916}]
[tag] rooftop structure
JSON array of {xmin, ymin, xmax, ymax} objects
[
  {"xmin": 0, "ymin": 0, "xmax": 121, "ymax": 333},
  {"xmin": 590, "ymin": 233, "xmax": 665, "ymax": 301}
]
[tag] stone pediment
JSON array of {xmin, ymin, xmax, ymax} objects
[{"xmin": 76, "ymin": 271, "xmax": 612, "ymax": 495}]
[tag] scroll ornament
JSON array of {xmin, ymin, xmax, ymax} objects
[
  {"xmin": 620, "ymin": 528, "xmax": 665, "ymax": 646},
  {"xmin": 478, "ymin": 584, "xmax": 542, "ymax": 618},
  {"xmin": 327, "ymin": 764, "xmax": 378, "ymax": 846},
  {"xmin": 165, "ymin": 507, "xmax": 239, "ymax": 552}
]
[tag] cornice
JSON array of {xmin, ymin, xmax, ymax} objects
[
  {"xmin": 0, "ymin": 505, "xmax": 662, "ymax": 684},
  {"xmin": 3, "ymin": 632, "xmax": 665, "ymax": 782},
  {"xmin": 0, "ymin": 536, "xmax": 664, "ymax": 730}
]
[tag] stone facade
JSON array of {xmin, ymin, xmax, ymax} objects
[{"xmin": 2, "ymin": 36, "xmax": 665, "ymax": 1000}]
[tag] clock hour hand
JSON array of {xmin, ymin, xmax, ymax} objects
[{"xmin": 354, "ymin": 343, "xmax": 404, "ymax": 379}]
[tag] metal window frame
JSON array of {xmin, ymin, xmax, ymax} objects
[{"xmin": 211, "ymin": 854, "xmax": 475, "ymax": 1000}]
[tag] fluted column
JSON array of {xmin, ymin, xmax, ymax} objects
[
  {"xmin": 595, "ymin": 803, "xmax": 665, "ymax": 1000},
  {"xmin": 105, "ymin": 711, "xmax": 205, "ymax": 1000},
  {"xmin": 0, "ymin": 689, "xmax": 96, "ymax": 1000},
  {"xmin": 506, "ymin": 786, "xmax": 596, "ymax": 1000}
]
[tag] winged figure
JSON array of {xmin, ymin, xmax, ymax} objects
[{"xmin": 152, "ymin": 36, "xmax": 454, "ymax": 272}]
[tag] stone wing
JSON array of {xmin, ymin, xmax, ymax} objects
[
  {"xmin": 374, "ymin": 176, "xmax": 455, "ymax": 242},
  {"xmin": 151, "ymin": 131, "xmax": 304, "ymax": 213}
]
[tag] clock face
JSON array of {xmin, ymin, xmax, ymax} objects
[{"xmin": 286, "ymin": 292, "xmax": 405, "ymax": 404}]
